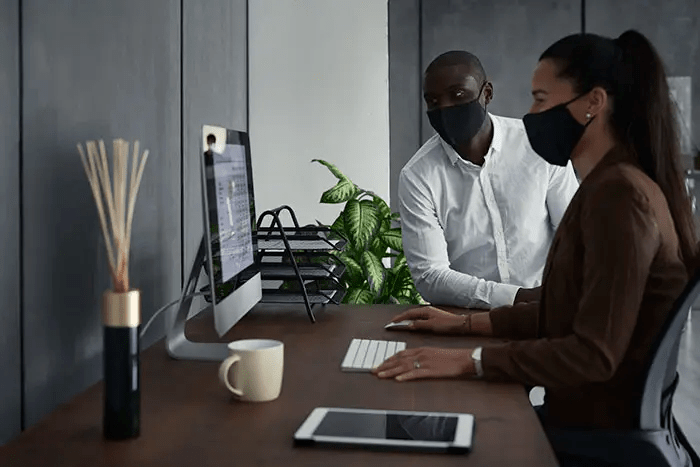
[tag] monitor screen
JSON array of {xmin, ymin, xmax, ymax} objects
[{"xmin": 202, "ymin": 127, "xmax": 259, "ymax": 304}]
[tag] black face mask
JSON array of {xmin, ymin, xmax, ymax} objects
[
  {"xmin": 522, "ymin": 94, "xmax": 593, "ymax": 166},
  {"xmin": 427, "ymin": 83, "xmax": 487, "ymax": 149}
]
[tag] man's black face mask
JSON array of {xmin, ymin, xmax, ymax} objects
[
  {"xmin": 427, "ymin": 82, "xmax": 487, "ymax": 149},
  {"xmin": 522, "ymin": 93, "xmax": 593, "ymax": 167}
]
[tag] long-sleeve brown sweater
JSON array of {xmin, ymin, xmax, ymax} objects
[{"xmin": 481, "ymin": 147, "xmax": 689, "ymax": 429}]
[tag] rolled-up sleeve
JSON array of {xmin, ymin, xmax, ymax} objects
[{"xmin": 399, "ymin": 169, "xmax": 520, "ymax": 309}]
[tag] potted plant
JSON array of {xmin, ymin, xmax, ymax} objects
[{"xmin": 313, "ymin": 159, "xmax": 423, "ymax": 305}]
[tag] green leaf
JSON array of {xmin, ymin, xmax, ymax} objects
[
  {"xmin": 320, "ymin": 179, "xmax": 357, "ymax": 204},
  {"xmin": 391, "ymin": 253, "xmax": 407, "ymax": 272},
  {"xmin": 344, "ymin": 199, "xmax": 380, "ymax": 249},
  {"xmin": 391, "ymin": 295, "xmax": 418, "ymax": 305},
  {"xmin": 337, "ymin": 252, "xmax": 363, "ymax": 283},
  {"xmin": 329, "ymin": 215, "xmax": 347, "ymax": 240},
  {"xmin": 371, "ymin": 194, "xmax": 392, "ymax": 220},
  {"xmin": 312, "ymin": 159, "xmax": 349, "ymax": 181},
  {"xmin": 380, "ymin": 228, "xmax": 403, "ymax": 252},
  {"xmin": 344, "ymin": 286, "xmax": 374, "ymax": 305},
  {"xmin": 382, "ymin": 268, "xmax": 399, "ymax": 296},
  {"xmin": 370, "ymin": 237, "xmax": 387, "ymax": 258},
  {"xmin": 361, "ymin": 250, "xmax": 386, "ymax": 296}
]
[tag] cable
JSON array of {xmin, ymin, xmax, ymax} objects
[{"xmin": 139, "ymin": 291, "xmax": 207, "ymax": 339}]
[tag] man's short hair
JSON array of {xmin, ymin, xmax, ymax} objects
[{"xmin": 425, "ymin": 51, "xmax": 487, "ymax": 84}]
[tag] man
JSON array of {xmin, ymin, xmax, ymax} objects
[{"xmin": 399, "ymin": 51, "xmax": 579, "ymax": 309}]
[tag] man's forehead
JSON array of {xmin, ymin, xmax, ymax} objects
[{"xmin": 424, "ymin": 64, "xmax": 480, "ymax": 90}]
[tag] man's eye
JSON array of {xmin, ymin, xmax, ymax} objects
[{"xmin": 454, "ymin": 90, "xmax": 465, "ymax": 98}]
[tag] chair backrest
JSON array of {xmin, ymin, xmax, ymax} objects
[{"xmin": 639, "ymin": 268, "xmax": 700, "ymax": 430}]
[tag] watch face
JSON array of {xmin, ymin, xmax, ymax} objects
[{"xmin": 471, "ymin": 347, "xmax": 482, "ymax": 360}]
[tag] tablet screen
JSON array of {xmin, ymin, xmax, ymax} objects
[{"xmin": 313, "ymin": 411, "xmax": 458, "ymax": 442}]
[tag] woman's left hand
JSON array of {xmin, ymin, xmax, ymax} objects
[{"xmin": 371, "ymin": 347, "xmax": 475, "ymax": 381}]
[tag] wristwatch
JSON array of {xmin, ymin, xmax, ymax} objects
[{"xmin": 471, "ymin": 347, "xmax": 484, "ymax": 378}]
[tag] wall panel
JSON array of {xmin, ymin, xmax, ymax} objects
[
  {"xmin": 22, "ymin": 0, "xmax": 181, "ymax": 426},
  {"xmin": 0, "ymin": 0, "xmax": 22, "ymax": 445}
]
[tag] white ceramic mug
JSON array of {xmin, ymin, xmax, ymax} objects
[{"xmin": 218, "ymin": 339, "xmax": 284, "ymax": 402}]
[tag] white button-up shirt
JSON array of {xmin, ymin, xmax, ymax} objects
[{"xmin": 398, "ymin": 113, "xmax": 579, "ymax": 309}]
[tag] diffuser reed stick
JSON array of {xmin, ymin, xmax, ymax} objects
[{"xmin": 78, "ymin": 139, "xmax": 149, "ymax": 293}]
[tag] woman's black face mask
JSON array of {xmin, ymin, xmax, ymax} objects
[
  {"xmin": 427, "ymin": 83, "xmax": 487, "ymax": 149},
  {"xmin": 522, "ymin": 93, "xmax": 593, "ymax": 166}
]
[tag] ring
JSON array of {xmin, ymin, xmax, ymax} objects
[{"xmin": 413, "ymin": 360, "xmax": 421, "ymax": 369}]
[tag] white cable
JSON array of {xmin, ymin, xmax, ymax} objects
[{"xmin": 139, "ymin": 292, "xmax": 207, "ymax": 339}]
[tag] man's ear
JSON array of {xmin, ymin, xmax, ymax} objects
[{"xmin": 483, "ymin": 81, "xmax": 494, "ymax": 106}]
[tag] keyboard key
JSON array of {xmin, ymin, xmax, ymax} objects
[
  {"xmin": 385, "ymin": 341, "xmax": 397, "ymax": 359},
  {"xmin": 372, "ymin": 341, "xmax": 388, "ymax": 368},
  {"xmin": 362, "ymin": 341, "xmax": 379, "ymax": 369},
  {"xmin": 352, "ymin": 340, "xmax": 370, "ymax": 368},
  {"xmin": 395, "ymin": 342, "xmax": 406, "ymax": 353},
  {"xmin": 341, "ymin": 339, "xmax": 361, "ymax": 369}
]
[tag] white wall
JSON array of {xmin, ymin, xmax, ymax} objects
[{"xmin": 249, "ymin": 0, "xmax": 390, "ymax": 226}]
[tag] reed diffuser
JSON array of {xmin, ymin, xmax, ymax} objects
[{"xmin": 78, "ymin": 138, "xmax": 149, "ymax": 440}]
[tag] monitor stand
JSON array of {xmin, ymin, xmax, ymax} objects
[{"xmin": 165, "ymin": 236, "xmax": 229, "ymax": 361}]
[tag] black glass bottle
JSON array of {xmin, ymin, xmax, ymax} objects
[{"xmin": 102, "ymin": 290, "xmax": 141, "ymax": 440}]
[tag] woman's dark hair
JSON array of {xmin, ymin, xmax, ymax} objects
[{"xmin": 540, "ymin": 30, "xmax": 698, "ymax": 273}]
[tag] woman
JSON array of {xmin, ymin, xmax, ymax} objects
[{"xmin": 373, "ymin": 29, "xmax": 697, "ymax": 436}]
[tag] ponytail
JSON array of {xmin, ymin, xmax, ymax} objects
[{"xmin": 613, "ymin": 30, "xmax": 698, "ymax": 274}]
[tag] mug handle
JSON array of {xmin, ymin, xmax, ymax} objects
[{"xmin": 218, "ymin": 355, "xmax": 244, "ymax": 397}]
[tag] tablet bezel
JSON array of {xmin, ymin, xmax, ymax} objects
[{"xmin": 294, "ymin": 407, "xmax": 474, "ymax": 454}]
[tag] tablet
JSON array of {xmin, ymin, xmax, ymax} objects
[{"xmin": 293, "ymin": 407, "xmax": 474, "ymax": 454}]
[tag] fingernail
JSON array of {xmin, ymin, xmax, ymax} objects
[
  {"xmin": 378, "ymin": 372, "xmax": 386, "ymax": 378},
  {"xmin": 396, "ymin": 375, "xmax": 405, "ymax": 381}
]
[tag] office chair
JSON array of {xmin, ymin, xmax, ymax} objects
[{"xmin": 545, "ymin": 269, "xmax": 700, "ymax": 467}]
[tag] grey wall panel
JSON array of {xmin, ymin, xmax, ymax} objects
[
  {"xmin": 0, "ymin": 0, "xmax": 22, "ymax": 446},
  {"xmin": 586, "ymin": 0, "xmax": 700, "ymax": 161},
  {"xmin": 420, "ymin": 0, "xmax": 580, "ymax": 143},
  {"xmin": 182, "ymin": 0, "xmax": 248, "ymax": 292},
  {"xmin": 22, "ymin": 0, "xmax": 181, "ymax": 427},
  {"xmin": 389, "ymin": 0, "xmax": 421, "ymax": 212}
]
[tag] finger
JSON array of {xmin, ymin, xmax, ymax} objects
[
  {"xmin": 395, "ymin": 368, "xmax": 435, "ymax": 382},
  {"xmin": 374, "ymin": 360, "xmax": 412, "ymax": 379},
  {"xmin": 380, "ymin": 348, "xmax": 421, "ymax": 367},
  {"xmin": 390, "ymin": 307, "xmax": 432, "ymax": 323},
  {"xmin": 407, "ymin": 319, "xmax": 433, "ymax": 331}
]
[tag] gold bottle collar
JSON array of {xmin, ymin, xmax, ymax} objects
[{"xmin": 102, "ymin": 290, "xmax": 141, "ymax": 328}]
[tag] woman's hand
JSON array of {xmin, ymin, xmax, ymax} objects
[
  {"xmin": 385, "ymin": 306, "xmax": 467, "ymax": 335},
  {"xmin": 372, "ymin": 347, "xmax": 475, "ymax": 381}
]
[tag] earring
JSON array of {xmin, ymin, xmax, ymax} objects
[{"xmin": 586, "ymin": 112, "xmax": 592, "ymax": 120}]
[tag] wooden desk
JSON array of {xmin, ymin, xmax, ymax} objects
[{"xmin": 0, "ymin": 304, "xmax": 559, "ymax": 466}]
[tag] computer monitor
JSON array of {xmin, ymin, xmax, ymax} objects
[
  {"xmin": 201, "ymin": 125, "xmax": 262, "ymax": 337},
  {"xmin": 165, "ymin": 125, "xmax": 261, "ymax": 361}
]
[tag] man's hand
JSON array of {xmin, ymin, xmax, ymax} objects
[
  {"xmin": 514, "ymin": 286, "xmax": 542, "ymax": 304},
  {"xmin": 372, "ymin": 347, "xmax": 476, "ymax": 381},
  {"xmin": 385, "ymin": 306, "xmax": 466, "ymax": 335}
]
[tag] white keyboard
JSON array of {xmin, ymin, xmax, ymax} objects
[{"xmin": 341, "ymin": 338, "xmax": 406, "ymax": 372}]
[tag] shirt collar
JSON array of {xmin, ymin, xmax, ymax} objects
[{"xmin": 439, "ymin": 112, "xmax": 501, "ymax": 167}]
